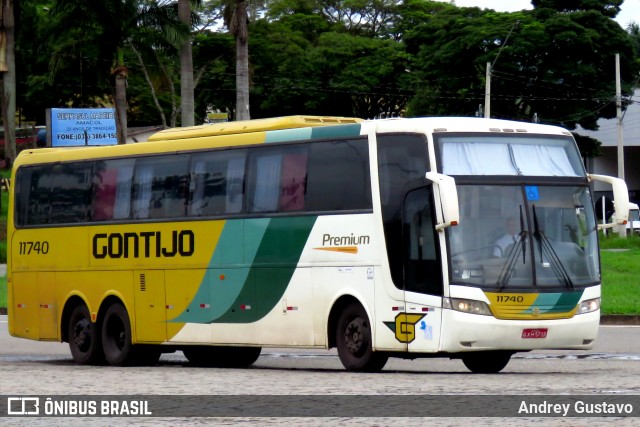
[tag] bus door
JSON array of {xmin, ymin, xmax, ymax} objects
[
  {"xmin": 401, "ymin": 187, "xmax": 443, "ymax": 353},
  {"xmin": 133, "ymin": 270, "xmax": 167, "ymax": 343}
]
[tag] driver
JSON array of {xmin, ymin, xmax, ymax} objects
[{"xmin": 493, "ymin": 217, "xmax": 518, "ymax": 257}]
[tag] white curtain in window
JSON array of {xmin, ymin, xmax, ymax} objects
[
  {"xmin": 189, "ymin": 161, "xmax": 206, "ymax": 216},
  {"xmin": 511, "ymin": 145, "xmax": 577, "ymax": 176},
  {"xmin": 442, "ymin": 142, "xmax": 515, "ymax": 175},
  {"xmin": 226, "ymin": 157, "xmax": 245, "ymax": 213},
  {"xmin": 113, "ymin": 162, "xmax": 134, "ymax": 219},
  {"xmin": 252, "ymin": 155, "xmax": 281, "ymax": 212},
  {"xmin": 132, "ymin": 164, "xmax": 153, "ymax": 219}
]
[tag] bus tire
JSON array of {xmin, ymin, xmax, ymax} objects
[
  {"xmin": 101, "ymin": 303, "xmax": 134, "ymax": 366},
  {"xmin": 183, "ymin": 346, "xmax": 261, "ymax": 368},
  {"xmin": 462, "ymin": 351, "xmax": 512, "ymax": 373},
  {"xmin": 182, "ymin": 346, "xmax": 217, "ymax": 366},
  {"xmin": 132, "ymin": 345, "xmax": 162, "ymax": 366},
  {"xmin": 68, "ymin": 304, "xmax": 103, "ymax": 365},
  {"xmin": 336, "ymin": 303, "xmax": 387, "ymax": 372},
  {"xmin": 219, "ymin": 347, "xmax": 261, "ymax": 368}
]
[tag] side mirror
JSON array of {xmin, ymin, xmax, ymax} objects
[
  {"xmin": 425, "ymin": 171, "xmax": 459, "ymax": 230},
  {"xmin": 588, "ymin": 174, "xmax": 629, "ymax": 228}
]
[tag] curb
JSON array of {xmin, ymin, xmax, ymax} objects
[
  {"xmin": 0, "ymin": 307, "xmax": 637, "ymax": 323},
  {"xmin": 600, "ymin": 315, "xmax": 640, "ymax": 325}
]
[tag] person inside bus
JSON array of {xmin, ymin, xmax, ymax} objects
[{"xmin": 493, "ymin": 217, "xmax": 519, "ymax": 257}]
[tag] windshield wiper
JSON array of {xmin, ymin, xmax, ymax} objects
[
  {"xmin": 532, "ymin": 205, "xmax": 574, "ymax": 290},
  {"xmin": 496, "ymin": 206, "xmax": 528, "ymax": 291}
]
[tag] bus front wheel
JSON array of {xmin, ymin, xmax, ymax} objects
[
  {"xmin": 461, "ymin": 351, "xmax": 512, "ymax": 373},
  {"xmin": 68, "ymin": 304, "xmax": 103, "ymax": 364},
  {"xmin": 336, "ymin": 303, "xmax": 388, "ymax": 372}
]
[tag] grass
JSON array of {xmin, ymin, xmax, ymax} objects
[{"xmin": 599, "ymin": 233, "xmax": 640, "ymax": 315}]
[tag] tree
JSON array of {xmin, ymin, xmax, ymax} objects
[
  {"xmin": 531, "ymin": 0, "xmax": 623, "ymax": 18},
  {"xmin": 400, "ymin": 1, "xmax": 638, "ymax": 133},
  {"xmin": 1, "ymin": 0, "xmax": 17, "ymax": 164},
  {"xmin": 49, "ymin": 1, "xmax": 188, "ymax": 143},
  {"xmin": 225, "ymin": 0, "xmax": 250, "ymax": 120},
  {"xmin": 267, "ymin": 0, "xmax": 402, "ymax": 38},
  {"xmin": 178, "ymin": 0, "xmax": 201, "ymax": 127},
  {"xmin": 300, "ymin": 32, "xmax": 410, "ymax": 118},
  {"xmin": 191, "ymin": 30, "xmax": 236, "ymax": 117}
]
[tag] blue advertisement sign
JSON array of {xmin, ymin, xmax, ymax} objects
[{"xmin": 50, "ymin": 108, "xmax": 117, "ymax": 147}]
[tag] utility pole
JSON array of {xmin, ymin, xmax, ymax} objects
[
  {"xmin": 615, "ymin": 53, "xmax": 624, "ymax": 182},
  {"xmin": 483, "ymin": 21, "xmax": 519, "ymax": 119},
  {"xmin": 615, "ymin": 53, "xmax": 627, "ymax": 237},
  {"xmin": 484, "ymin": 62, "xmax": 491, "ymax": 118}
]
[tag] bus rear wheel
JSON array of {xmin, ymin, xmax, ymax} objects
[
  {"xmin": 102, "ymin": 303, "xmax": 132, "ymax": 366},
  {"xmin": 68, "ymin": 304, "xmax": 103, "ymax": 364},
  {"xmin": 461, "ymin": 351, "xmax": 512, "ymax": 373},
  {"xmin": 336, "ymin": 303, "xmax": 388, "ymax": 372},
  {"xmin": 183, "ymin": 346, "xmax": 261, "ymax": 368}
]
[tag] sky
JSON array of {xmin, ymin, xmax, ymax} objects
[{"xmin": 436, "ymin": 0, "xmax": 640, "ymax": 27}]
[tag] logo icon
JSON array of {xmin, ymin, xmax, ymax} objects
[
  {"xmin": 7, "ymin": 397, "xmax": 40, "ymax": 415},
  {"xmin": 384, "ymin": 313, "xmax": 425, "ymax": 343}
]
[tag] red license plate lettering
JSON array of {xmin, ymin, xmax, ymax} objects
[{"xmin": 522, "ymin": 328, "xmax": 548, "ymax": 339}]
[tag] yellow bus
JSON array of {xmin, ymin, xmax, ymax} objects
[{"xmin": 7, "ymin": 115, "xmax": 628, "ymax": 372}]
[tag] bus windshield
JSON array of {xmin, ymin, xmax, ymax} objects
[{"xmin": 448, "ymin": 184, "xmax": 599, "ymax": 290}]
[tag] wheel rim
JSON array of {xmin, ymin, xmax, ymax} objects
[
  {"xmin": 106, "ymin": 316, "xmax": 126, "ymax": 352},
  {"xmin": 73, "ymin": 318, "xmax": 92, "ymax": 352},
  {"xmin": 344, "ymin": 318, "xmax": 366, "ymax": 355}
]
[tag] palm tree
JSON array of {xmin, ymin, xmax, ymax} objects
[
  {"xmin": 178, "ymin": 0, "xmax": 202, "ymax": 127},
  {"xmin": 225, "ymin": 0, "xmax": 250, "ymax": 120},
  {"xmin": 50, "ymin": 0, "xmax": 188, "ymax": 144},
  {"xmin": 1, "ymin": 0, "xmax": 17, "ymax": 164}
]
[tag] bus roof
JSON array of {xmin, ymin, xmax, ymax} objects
[
  {"xmin": 147, "ymin": 115, "xmax": 362, "ymax": 141},
  {"xmin": 362, "ymin": 116, "xmax": 573, "ymax": 137},
  {"xmin": 12, "ymin": 116, "xmax": 575, "ymax": 169}
]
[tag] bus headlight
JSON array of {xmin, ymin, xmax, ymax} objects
[
  {"xmin": 444, "ymin": 297, "xmax": 492, "ymax": 316},
  {"xmin": 576, "ymin": 298, "xmax": 600, "ymax": 315}
]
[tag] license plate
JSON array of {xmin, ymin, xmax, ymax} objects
[{"xmin": 522, "ymin": 328, "xmax": 548, "ymax": 339}]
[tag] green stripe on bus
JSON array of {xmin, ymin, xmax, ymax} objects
[
  {"xmin": 213, "ymin": 215, "xmax": 317, "ymax": 323},
  {"xmin": 172, "ymin": 216, "xmax": 317, "ymax": 324},
  {"xmin": 171, "ymin": 219, "xmax": 270, "ymax": 323},
  {"xmin": 520, "ymin": 291, "xmax": 583, "ymax": 315},
  {"xmin": 310, "ymin": 124, "xmax": 362, "ymax": 139},
  {"xmin": 265, "ymin": 128, "xmax": 313, "ymax": 143}
]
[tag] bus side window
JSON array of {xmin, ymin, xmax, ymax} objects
[
  {"xmin": 189, "ymin": 150, "xmax": 246, "ymax": 217},
  {"xmin": 132, "ymin": 155, "xmax": 189, "ymax": 220},
  {"xmin": 17, "ymin": 166, "xmax": 52, "ymax": 225},
  {"xmin": 306, "ymin": 139, "xmax": 371, "ymax": 212},
  {"xmin": 279, "ymin": 152, "xmax": 308, "ymax": 212},
  {"xmin": 92, "ymin": 159, "xmax": 134, "ymax": 221},
  {"xmin": 14, "ymin": 167, "xmax": 32, "ymax": 226},
  {"xmin": 49, "ymin": 163, "xmax": 93, "ymax": 224},
  {"xmin": 248, "ymin": 146, "xmax": 308, "ymax": 213}
]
